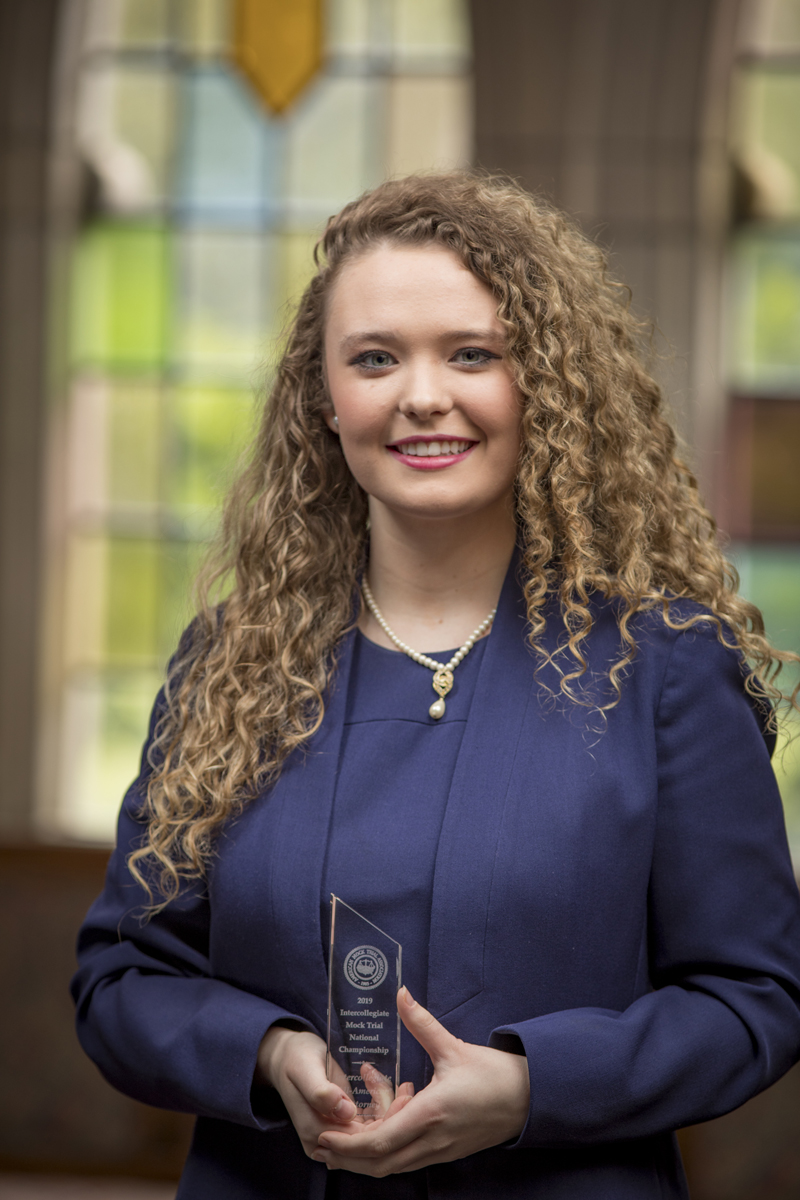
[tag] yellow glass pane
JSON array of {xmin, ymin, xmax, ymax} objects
[
  {"xmin": 281, "ymin": 230, "xmax": 319, "ymax": 309},
  {"xmin": 327, "ymin": 0, "xmax": 373, "ymax": 57},
  {"xmin": 63, "ymin": 535, "xmax": 108, "ymax": 671},
  {"xmin": 180, "ymin": 0, "xmax": 231, "ymax": 54},
  {"xmin": 106, "ymin": 538, "xmax": 161, "ymax": 665},
  {"xmin": 386, "ymin": 76, "xmax": 472, "ymax": 176},
  {"xmin": 108, "ymin": 383, "xmax": 162, "ymax": 506}
]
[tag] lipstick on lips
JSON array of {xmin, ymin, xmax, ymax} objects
[{"xmin": 388, "ymin": 436, "xmax": 477, "ymax": 470}]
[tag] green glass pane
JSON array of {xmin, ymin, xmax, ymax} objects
[
  {"xmin": 729, "ymin": 231, "xmax": 800, "ymax": 391},
  {"xmin": 108, "ymin": 383, "xmax": 161, "ymax": 505},
  {"xmin": 59, "ymin": 669, "xmax": 162, "ymax": 842},
  {"xmin": 731, "ymin": 543, "xmax": 800, "ymax": 861},
  {"xmin": 157, "ymin": 540, "xmax": 207, "ymax": 660},
  {"xmin": 71, "ymin": 224, "xmax": 171, "ymax": 370},
  {"xmin": 106, "ymin": 537, "xmax": 160, "ymax": 664},
  {"xmin": 164, "ymin": 386, "xmax": 255, "ymax": 518}
]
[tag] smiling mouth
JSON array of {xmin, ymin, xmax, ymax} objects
[{"xmin": 389, "ymin": 439, "xmax": 475, "ymax": 457}]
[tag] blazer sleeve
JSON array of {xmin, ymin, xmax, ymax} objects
[
  {"xmin": 490, "ymin": 622, "xmax": 800, "ymax": 1148},
  {"xmin": 71, "ymin": 687, "xmax": 316, "ymax": 1130}
]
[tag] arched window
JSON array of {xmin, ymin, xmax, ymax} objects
[
  {"xmin": 725, "ymin": 0, "xmax": 800, "ymax": 861},
  {"xmin": 42, "ymin": 0, "xmax": 472, "ymax": 841}
]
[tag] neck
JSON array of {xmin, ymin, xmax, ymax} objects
[{"xmin": 362, "ymin": 498, "xmax": 517, "ymax": 653}]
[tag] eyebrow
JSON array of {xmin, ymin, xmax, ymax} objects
[{"xmin": 338, "ymin": 328, "xmax": 505, "ymax": 353}]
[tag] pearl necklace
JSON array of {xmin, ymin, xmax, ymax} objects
[{"xmin": 361, "ymin": 578, "xmax": 496, "ymax": 720}]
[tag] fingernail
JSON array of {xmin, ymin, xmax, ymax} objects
[
  {"xmin": 332, "ymin": 1097, "xmax": 355, "ymax": 1119},
  {"xmin": 400, "ymin": 986, "xmax": 417, "ymax": 1008}
]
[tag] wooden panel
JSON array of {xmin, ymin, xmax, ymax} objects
[{"xmin": 0, "ymin": 846, "xmax": 192, "ymax": 1179}]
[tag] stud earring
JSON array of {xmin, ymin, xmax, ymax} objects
[{"xmin": 332, "ymin": 416, "xmax": 339, "ymax": 428}]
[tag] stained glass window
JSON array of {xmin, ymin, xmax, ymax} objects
[
  {"xmin": 47, "ymin": 0, "xmax": 472, "ymax": 841},
  {"xmin": 726, "ymin": 0, "xmax": 800, "ymax": 863}
]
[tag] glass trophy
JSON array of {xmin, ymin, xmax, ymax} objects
[{"xmin": 326, "ymin": 895, "xmax": 402, "ymax": 1116}]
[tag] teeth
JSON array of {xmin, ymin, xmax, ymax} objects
[{"xmin": 396, "ymin": 440, "xmax": 471, "ymax": 457}]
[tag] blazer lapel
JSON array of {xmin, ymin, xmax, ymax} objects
[
  {"xmin": 266, "ymin": 629, "xmax": 356, "ymax": 1032},
  {"xmin": 427, "ymin": 554, "xmax": 537, "ymax": 1019}
]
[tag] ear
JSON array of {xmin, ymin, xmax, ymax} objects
[{"xmin": 321, "ymin": 405, "xmax": 340, "ymax": 435}]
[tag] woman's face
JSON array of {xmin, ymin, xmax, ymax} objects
[{"xmin": 323, "ymin": 242, "xmax": 521, "ymax": 527}]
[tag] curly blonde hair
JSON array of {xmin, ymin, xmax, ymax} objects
[{"xmin": 129, "ymin": 170, "xmax": 799, "ymax": 904}]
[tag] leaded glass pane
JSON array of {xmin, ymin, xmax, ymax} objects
[
  {"xmin": 392, "ymin": 0, "xmax": 470, "ymax": 63},
  {"xmin": 177, "ymin": 66, "xmax": 285, "ymax": 225},
  {"xmin": 164, "ymin": 385, "xmax": 255, "ymax": 519},
  {"xmin": 66, "ymin": 377, "xmax": 109, "ymax": 521},
  {"xmin": 108, "ymin": 383, "xmax": 162, "ymax": 508},
  {"xmin": 733, "ymin": 68, "xmax": 800, "ymax": 220},
  {"xmin": 71, "ymin": 224, "xmax": 171, "ymax": 370},
  {"xmin": 729, "ymin": 230, "xmax": 800, "ymax": 391},
  {"xmin": 106, "ymin": 538, "xmax": 162, "ymax": 665},
  {"xmin": 750, "ymin": 0, "xmax": 800, "ymax": 52},
  {"xmin": 118, "ymin": 0, "xmax": 173, "ymax": 47},
  {"xmin": 64, "ymin": 534, "xmax": 108, "ymax": 671},
  {"xmin": 286, "ymin": 77, "xmax": 380, "ymax": 223},
  {"xmin": 731, "ymin": 544, "xmax": 800, "ymax": 861},
  {"xmin": 386, "ymin": 76, "xmax": 472, "ymax": 175},
  {"xmin": 77, "ymin": 65, "xmax": 177, "ymax": 211},
  {"xmin": 179, "ymin": 0, "xmax": 231, "ymax": 55},
  {"xmin": 173, "ymin": 231, "xmax": 273, "ymax": 376},
  {"xmin": 58, "ymin": 670, "xmax": 163, "ymax": 840}
]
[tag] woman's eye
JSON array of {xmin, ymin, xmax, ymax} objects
[
  {"xmin": 355, "ymin": 351, "xmax": 395, "ymax": 369},
  {"xmin": 453, "ymin": 348, "xmax": 495, "ymax": 366}
]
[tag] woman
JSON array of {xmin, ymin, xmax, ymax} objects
[{"xmin": 73, "ymin": 172, "xmax": 800, "ymax": 1199}]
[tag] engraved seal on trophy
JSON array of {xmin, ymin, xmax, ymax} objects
[{"xmin": 343, "ymin": 944, "xmax": 389, "ymax": 990}]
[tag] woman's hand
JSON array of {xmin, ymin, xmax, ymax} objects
[
  {"xmin": 311, "ymin": 987, "xmax": 530, "ymax": 1176},
  {"xmin": 256, "ymin": 1025, "xmax": 359, "ymax": 1157},
  {"xmin": 255, "ymin": 1025, "xmax": 415, "ymax": 1159}
]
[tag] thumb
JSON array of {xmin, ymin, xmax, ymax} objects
[{"xmin": 398, "ymin": 986, "xmax": 461, "ymax": 1066}]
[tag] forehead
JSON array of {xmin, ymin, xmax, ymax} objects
[{"xmin": 325, "ymin": 242, "xmax": 499, "ymax": 332}]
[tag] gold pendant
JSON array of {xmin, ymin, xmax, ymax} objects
[{"xmin": 429, "ymin": 668, "xmax": 454, "ymax": 720}]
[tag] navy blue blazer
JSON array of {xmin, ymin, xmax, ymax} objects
[{"xmin": 72, "ymin": 563, "xmax": 800, "ymax": 1199}]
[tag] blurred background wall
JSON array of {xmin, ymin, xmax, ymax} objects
[{"xmin": 1, "ymin": 0, "xmax": 799, "ymax": 1195}]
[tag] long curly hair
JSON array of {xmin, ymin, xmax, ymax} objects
[{"xmin": 128, "ymin": 170, "xmax": 799, "ymax": 904}]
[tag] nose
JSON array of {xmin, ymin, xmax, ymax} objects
[{"xmin": 397, "ymin": 359, "xmax": 454, "ymax": 421}]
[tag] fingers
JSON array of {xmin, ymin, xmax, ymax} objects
[
  {"xmin": 280, "ymin": 1034, "xmax": 358, "ymax": 1124},
  {"xmin": 360, "ymin": 1062, "xmax": 396, "ymax": 1120},
  {"xmin": 397, "ymin": 987, "xmax": 461, "ymax": 1066}
]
